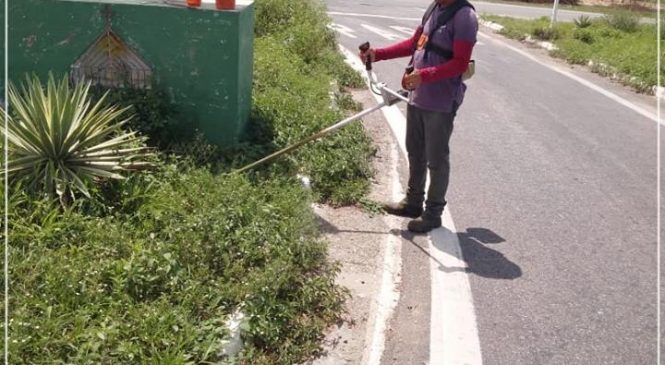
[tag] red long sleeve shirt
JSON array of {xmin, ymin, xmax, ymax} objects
[
  {"xmin": 375, "ymin": 27, "xmax": 475, "ymax": 83},
  {"xmin": 373, "ymin": 5, "xmax": 478, "ymax": 112}
]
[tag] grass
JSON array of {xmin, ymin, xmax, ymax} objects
[
  {"xmin": 478, "ymin": 0, "xmax": 657, "ymax": 19},
  {"xmin": 6, "ymin": 168, "xmax": 347, "ymax": 365},
  {"xmin": 482, "ymin": 14, "xmax": 661, "ymax": 93},
  {"xmin": 250, "ymin": 37, "xmax": 374, "ymax": 205},
  {"xmin": 5, "ymin": 0, "xmax": 371, "ymax": 363}
]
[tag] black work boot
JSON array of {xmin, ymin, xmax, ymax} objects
[
  {"xmin": 382, "ymin": 199, "xmax": 423, "ymax": 218},
  {"xmin": 407, "ymin": 213, "xmax": 442, "ymax": 233}
]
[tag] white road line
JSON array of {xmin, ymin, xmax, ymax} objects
[
  {"xmin": 328, "ymin": 11, "xmax": 421, "ymax": 22},
  {"xmin": 390, "ymin": 25, "xmax": 416, "ymax": 36},
  {"xmin": 361, "ymin": 23, "xmax": 406, "ymax": 41},
  {"xmin": 338, "ymin": 45, "xmax": 404, "ymax": 365},
  {"xmin": 339, "ymin": 44, "xmax": 483, "ymax": 365},
  {"xmin": 430, "ymin": 213, "xmax": 483, "ymax": 364},
  {"xmin": 477, "ymin": 31, "xmax": 660, "ymax": 124},
  {"xmin": 328, "ymin": 23, "xmax": 357, "ymax": 38},
  {"xmin": 330, "ymin": 11, "xmax": 659, "ymax": 123},
  {"xmin": 362, "ymin": 145, "xmax": 404, "ymax": 365},
  {"xmin": 334, "ymin": 16, "xmax": 659, "ymax": 363}
]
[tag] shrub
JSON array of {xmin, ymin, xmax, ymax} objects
[
  {"xmin": 603, "ymin": 11, "xmax": 640, "ymax": 32},
  {"xmin": 597, "ymin": 26, "xmax": 622, "ymax": 38},
  {"xmin": 255, "ymin": 0, "xmax": 329, "ymax": 38},
  {"xmin": 532, "ymin": 26, "xmax": 561, "ymax": 41},
  {"xmin": 273, "ymin": 13, "xmax": 337, "ymax": 65},
  {"xmin": 255, "ymin": 0, "xmax": 363, "ymax": 87},
  {"xmin": 316, "ymin": 48, "xmax": 366, "ymax": 88},
  {"xmin": 90, "ymin": 86, "xmax": 191, "ymax": 149},
  {"xmin": 252, "ymin": 38, "xmax": 374, "ymax": 205},
  {"xmin": 1, "ymin": 74, "xmax": 151, "ymax": 206},
  {"xmin": 573, "ymin": 28, "xmax": 596, "ymax": 43}
]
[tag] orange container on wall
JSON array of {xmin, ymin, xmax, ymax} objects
[
  {"xmin": 216, "ymin": 0, "xmax": 235, "ymax": 10},
  {"xmin": 187, "ymin": 0, "xmax": 201, "ymax": 7}
]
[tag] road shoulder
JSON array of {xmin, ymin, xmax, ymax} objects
[{"xmin": 303, "ymin": 88, "xmax": 405, "ymax": 365}]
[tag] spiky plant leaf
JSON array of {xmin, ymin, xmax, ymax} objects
[
  {"xmin": 574, "ymin": 15, "xmax": 593, "ymax": 28},
  {"xmin": 1, "ymin": 73, "xmax": 152, "ymax": 205}
]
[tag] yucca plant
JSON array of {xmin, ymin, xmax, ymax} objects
[
  {"xmin": 574, "ymin": 15, "xmax": 593, "ymax": 29},
  {"xmin": 1, "ymin": 74, "xmax": 152, "ymax": 206}
]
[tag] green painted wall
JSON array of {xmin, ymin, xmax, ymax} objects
[
  {"xmin": 0, "ymin": 0, "xmax": 5, "ymax": 100},
  {"xmin": 9, "ymin": 0, "xmax": 255, "ymax": 146}
]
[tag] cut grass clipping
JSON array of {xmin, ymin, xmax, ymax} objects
[
  {"xmin": 6, "ymin": 0, "xmax": 370, "ymax": 364},
  {"xmin": 482, "ymin": 14, "xmax": 660, "ymax": 93}
]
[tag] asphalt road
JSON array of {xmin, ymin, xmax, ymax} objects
[{"xmin": 326, "ymin": 0, "xmax": 660, "ymax": 364}]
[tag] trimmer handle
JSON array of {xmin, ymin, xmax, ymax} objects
[{"xmin": 359, "ymin": 42, "xmax": 372, "ymax": 71}]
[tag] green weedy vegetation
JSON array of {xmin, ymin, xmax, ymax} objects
[
  {"xmin": 252, "ymin": 38, "xmax": 374, "ymax": 205},
  {"xmin": 6, "ymin": 171, "xmax": 346, "ymax": 364},
  {"xmin": 249, "ymin": 0, "xmax": 372, "ymax": 205},
  {"xmin": 253, "ymin": 0, "xmax": 364, "ymax": 88},
  {"xmin": 89, "ymin": 86, "xmax": 191, "ymax": 150},
  {"xmin": 5, "ymin": 0, "xmax": 371, "ymax": 363},
  {"xmin": 483, "ymin": 14, "xmax": 660, "ymax": 93}
]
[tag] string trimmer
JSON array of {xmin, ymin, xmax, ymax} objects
[{"xmin": 234, "ymin": 42, "xmax": 409, "ymax": 174}]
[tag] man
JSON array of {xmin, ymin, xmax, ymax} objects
[{"xmin": 359, "ymin": 0, "xmax": 478, "ymax": 233}]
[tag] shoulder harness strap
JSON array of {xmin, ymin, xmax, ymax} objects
[{"xmin": 423, "ymin": 0, "xmax": 475, "ymax": 60}]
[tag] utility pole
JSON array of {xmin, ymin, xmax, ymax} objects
[{"xmin": 550, "ymin": 0, "xmax": 560, "ymax": 27}]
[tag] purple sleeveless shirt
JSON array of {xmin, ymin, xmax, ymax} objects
[{"xmin": 410, "ymin": 5, "xmax": 478, "ymax": 113}]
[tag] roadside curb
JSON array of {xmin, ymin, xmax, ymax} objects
[
  {"xmin": 478, "ymin": 18, "xmax": 664, "ymax": 101},
  {"xmin": 479, "ymin": 19, "xmax": 505, "ymax": 32},
  {"xmin": 304, "ymin": 85, "xmax": 405, "ymax": 365},
  {"xmin": 478, "ymin": 19, "xmax": 558, "ymax": 51}
]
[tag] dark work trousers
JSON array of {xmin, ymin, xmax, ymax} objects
[{"xmin": 405, "ymin": 103, "xmax": 457, "ymax": 218}]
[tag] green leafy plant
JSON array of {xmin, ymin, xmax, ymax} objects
[
  {"xmin": 90, "ymin": 86, "xmax": 191, "ymax": 149},
  {"xmin": 2, "ymin": 74, "xmax": 151, "ymax": 205},
  {"xmin": 255, "ymin": 0, "xmax": 363, "ymax": 88},
  {"xmin": 573, "ymin": 28, "xmax": 595, "ymax": 43},
  {"xmin": 359, "ymin": 197, "xmax": 386, "ymax": 217},
  {"xmin": 574, "ymin": 15, "xmax": 593, "ymax": 28}
]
